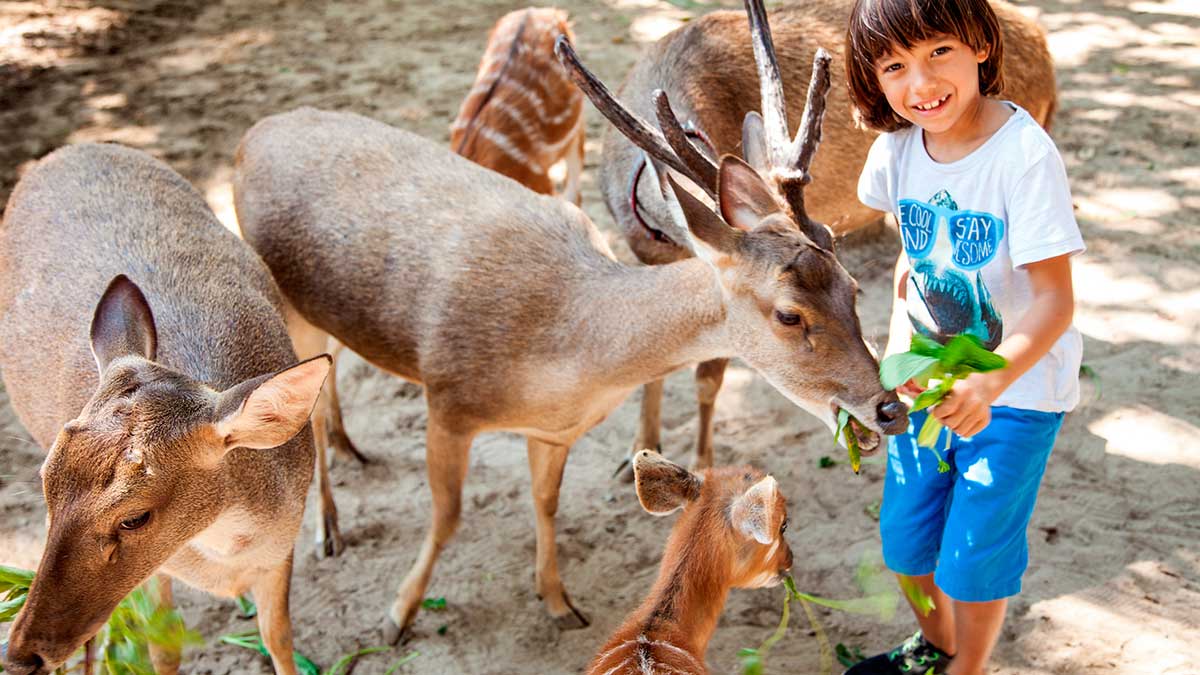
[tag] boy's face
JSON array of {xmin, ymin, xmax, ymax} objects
[{"xmin": 874, "ymin": 34, "xmax": 990, "ymax": 137}]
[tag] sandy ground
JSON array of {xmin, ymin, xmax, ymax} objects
[{"xmin": 1, "ymin": 0, "xmax": 1198, "ymax": 673}]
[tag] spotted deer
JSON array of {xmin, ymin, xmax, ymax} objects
[
  {"xmin": 588, "ymin": 450, "xmax": 792, "ymax": 675},
  {"xmin": 0, "ymin": 144, "xmax": 330, "ymax": 675},
  {"xmin": 232, "ymin": 12, "xmax": 904, "ymax": 637},
  {"xmin": 599, "ymin": 0, "xmax": 1058, "ymax": 480},
  {"xmin": 450, "ymin": 7, "xmax": 585, "ymax": 204}
]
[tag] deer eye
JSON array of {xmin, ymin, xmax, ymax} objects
[
  {"xmin": 119, "ymin": 512, "xmax": 151, "ymax": 531},
  {"xmin": 775, "ymin": 310, "xmax": 803, "ymax": 327}
]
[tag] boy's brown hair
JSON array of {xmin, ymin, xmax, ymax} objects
[{"xmin": 845, "ymin": 0, "xmax": 1006, "ymax": 132}]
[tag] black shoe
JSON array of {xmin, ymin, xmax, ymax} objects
[{"xmin": 843, "ymin": 631, "xmax": 953, "ymax": 674}]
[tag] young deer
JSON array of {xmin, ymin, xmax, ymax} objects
[
  {"xmin": 588, "ymin": 450, "xmax": 793, "ymax": 675},
  {"xmin": 599, "ymin": 0, "xmax": 1058, "ymax": 480},
  {"xmin": 233, "ymin": 18, "xmax": 903, "ymax": 638},
  {"xmin": 0, "ymin": 143, "xmax": 329, "ymax": 675},
  {"xmin": 450, "ymin": 7, "xmax": 585, "ymax": 204}
]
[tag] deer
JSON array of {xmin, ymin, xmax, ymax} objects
[
  {"xmin": 598, "ymin": 0, "xmax": 1059, "ymax": 481},
  {"xmin": 587, "ymin": 450, "xmax": 793, "ymax": 675},
  {"xmin": 450, "ymin": 6, "xmax": 585, "ymax": 205},
  {"xmin": 231, "ymin": 0, "xmax": 906, "ymax": 640},
  {"xmin": 308, "ymin": 7, "xmax": 585, "ymax": 556},
  {"xmin": 0, "ymin": 143, "xmax": 330, "ymax": 675}
]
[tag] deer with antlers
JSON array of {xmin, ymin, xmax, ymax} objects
[
  {"xmin": 599, "ymin": 0, "xmax": 1058, "ymax": 479},
  {"xmin": 0, "ymin": 143, "xmax": 329, "ymax": 675},
  {"xmin": 232, "ymin": 0, "xmax": 903, "ymax": 641},
  {"xmin": 588, "ymin": 450, "xmax": 793, "ymax": 675}
]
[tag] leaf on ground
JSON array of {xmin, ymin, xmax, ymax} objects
[
  {"xmin": 383, "ymin": 651, "xmax": 421, "ymax": 675},
  {"xmin": 421, "ymin": 597, "xmax": 447, "ymax": 611},
  {"xmin": 817, "ymin": 456, "xmax": 836, "ymax": 469}
]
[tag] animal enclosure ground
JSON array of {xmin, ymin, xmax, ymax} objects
[{"xmin": 1, "ymin": 0, "xmax": 1197, "ymax": 673}]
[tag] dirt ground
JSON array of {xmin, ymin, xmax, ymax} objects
[{"xmin": 1, "ymin": 0, "xmax": 1197, "ymax": 673}]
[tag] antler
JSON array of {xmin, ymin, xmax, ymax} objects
[
  {"xmin": 743, "ymin": 0, "xmax": 833, "ymax": 238},
  {"xmin": 554, "ymin": 35, "xmax": 718, "ymax": 200}
]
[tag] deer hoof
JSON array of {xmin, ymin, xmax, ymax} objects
[
  {"xmin": 381, "ymin": 616, "xmax": 412, "ymax": 646},
  {"xmin": 316, "ymin": 515, "xmax": 345, "ymax": 559},
  {"xmin": 551, "ymin": 597, "xmax": 590, "ymax": 630}
]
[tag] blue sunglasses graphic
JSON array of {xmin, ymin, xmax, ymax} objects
[{"xmin": 899, "ymin": 199, "xmax": 1004, "ymax": 271}]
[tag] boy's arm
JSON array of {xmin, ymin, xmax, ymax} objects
[{"xmin": 933, "ymin": 253, "xmax": 1075, "ymax": 437}]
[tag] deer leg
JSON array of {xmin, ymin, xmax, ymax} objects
[
  {"xmin": 527, "ymin": 437, "xmax": 589, "ymax": 629},
  {"xmin": 692, "ymin": 358, "xmax": 729, "ymax": 471},
  {"xmin": 385, "ymin": 419, "xmax": 474, "ymax": 644},
  {"xmin": 284, "ymin": 304, "xmax": 344, "ymax": 558},
  {"xmin": 146, "ymin": 574, "xmax": 181, "ymax": 674},
  {"xmin": 251, "ymin": 554, "xmax": 298, "ymax": 675},
  {"xmin": 562, "ymin": 125, "xmax": 585, "ymax": 207},
  {"xmin": 324, "ymin": 339, "xmax": 369, "ymax": 465},
  {"xmin": 616, "ymin": 379, "xmax": 664, "ymax": 483}
]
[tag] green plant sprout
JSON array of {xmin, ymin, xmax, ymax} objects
[
  {"xmin": 740, "ymin": 557, "xmax": 898, "ymax": 675},
  {"xmin": 880, "ymin": 334, "xmax": 1008, "ymax": 473},
  {"xmin": 1, "ymin": 565, "xmax": 200, "ymax": 675}
]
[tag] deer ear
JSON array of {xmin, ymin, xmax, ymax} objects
[
  {"xmin": 633, "ymin": 449, "xmax": 703, "ymax": 515},
  {"xmin": 667, "ymin": 175, "xmax": 742, "ymax": 257},
  {"xmin": 718, "ymin": 155, "xmax": 784, "ymax": 233},
  {"xmin": 90, "ymin": 275, "xmax": 157, "ymax": 374},
  {"xmin": 213, "ymin": 355, "xmax": 331, "ymax": 452},
  {"xmin": 730, "ymin": 475, "xmax": 781, "ymax": 545},
  {"xmin": 741, "ymin": 112, "xmax": 769, "ymax": 174}
]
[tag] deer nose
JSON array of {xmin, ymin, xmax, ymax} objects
[
  {"xmin": 876, "ymin": 399, "xmax": 909, "ymax": 435},
  {"xmin": 3, "ymin": 650, "xmax": 46, "ymax": 675}
]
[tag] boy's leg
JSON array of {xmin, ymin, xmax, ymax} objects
[
  {"xmin": 900, "ymin": 572, "xmax": 957, "ymax": 655},
  {"xmin": 934, "ymin": 407, "xmax": 1064, "ymax": 674},
  {"xmin": 947, "ymin": 598, "xmax": 1007, "ymax": 675}
]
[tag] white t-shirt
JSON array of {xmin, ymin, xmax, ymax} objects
[{"xmin": 858, "ymin": 105, "xmax": 1085, "ymax": 413}]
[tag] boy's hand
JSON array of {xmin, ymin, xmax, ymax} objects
[
  {"xmin": 932, "ymin": 372, "xmax": 1001, "ymax": 438},
  {"xmin": 896, "ymin": 379, "xmax": 925, "ymax": 398}
]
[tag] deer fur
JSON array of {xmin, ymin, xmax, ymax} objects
[
  {"xmin": 0, "ymin": 143, "xmax": 329, "ymax": 675},
  {"xmin": 598, "ymin": 0, "xmax": 1057, "ymax": 478},
  {"xmin": 587, "ymin": 450, "xmax": 793, "ymax": 675},
  {"xmin": 450, "ymin": 7, "xmax": 585, "ymax": 204},
  {"xmin": 233, "ymin": 93, "xmax": 904, "ymax": 640}
]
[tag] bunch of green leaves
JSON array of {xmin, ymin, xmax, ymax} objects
[
  {"xmin": 0, "ymin": 566, "xmax": 200, "ymax": 675},
  {"xmin": 879, "ymin": 334, "xmax": 1007, "ymax": 472}
]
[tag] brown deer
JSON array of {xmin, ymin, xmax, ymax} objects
[
  {"xmin": 588, "ymin": 450, "xmax": 793, "ymax": 675},
  {"xmin": 0, "ymin": 143, "xmax": 330, "ymax": 675},
  {"xmin": 232, "ymin": 9, "xmax": 903, "ymax": 637},
  {"xmin": 450, "ymin": 6, "xmax": 585, "ymax": 205},
  {"xmin": 599, "ymin": 0, "xmax": 1058, "ymax": 480}
]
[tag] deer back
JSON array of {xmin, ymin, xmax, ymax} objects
[
  {"xmin": 450, "ymin": 7, "xmax": 584, "ymax": 194},
  {"xmin": 599, "ymin": 0, "xmax": 1057, "ymax": 264},
  {"xmin": 235, "ymin": 108, "xmax": 616, "ymax": 419}
]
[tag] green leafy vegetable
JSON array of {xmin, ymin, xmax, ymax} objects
[
  {"xmin": 421, "ymin": 597, "xmax": 447, "ymax": 611},
  {"xmin": 879, "ymin": 334, "xmax": 1008, "ymax": 472},
  {"xmin": 834, "ymin": 409, "xmax": 862, "ymax": 474},
  {"xmin": 235, "ymin": 595, "xmax": 258, "ymax": 619},
  {"xmin": 835, "ymin": 643, "xmax": 866, "ymax": 667}
]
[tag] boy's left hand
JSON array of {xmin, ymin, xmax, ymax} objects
[{"xmin": 932, "ymin": 372, "xmax": 1002, "ymax": 438}]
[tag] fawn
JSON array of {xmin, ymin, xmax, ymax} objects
[
  {"xmin": 588, "ymin": 450, "xmax": 793, "ymax": 675},
  {"xmin": 450, "ymin": 7, "xmax": 585, "ymax": 204},
  {"xmin": 0, "ymin": 144, "xmax": 329, "ymax": 675},
  {"xmin": 593, "ymin": 0, "xmax": 1058, "ymax": 481},
  {"xmin": 233, "ymin": 53, "xmax": 903, "ymax": 640}
]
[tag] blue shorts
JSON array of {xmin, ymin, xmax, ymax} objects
[{"xmin": 880, "ymin": 406, "xmax": 1064, "ymax": 602}]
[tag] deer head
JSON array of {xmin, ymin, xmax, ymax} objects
[
  {"xmin": 555, "ymin": 0, "xmax": 907, "ymax": 451},
  {"xmin": 3, "ymin": 276, "xmax": 329, "ymax": 674},
  {"xmin": 634, "ymin": 450, "xmax": 793, "ymax": 588}
]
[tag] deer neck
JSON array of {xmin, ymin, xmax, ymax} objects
[
  {"xmin": 628, "ymin": 506, "xmax": 732, "ymax": 657},
  {"xmin": 570, "ymin": 257, "xmax": 730, "ymax": 388}
]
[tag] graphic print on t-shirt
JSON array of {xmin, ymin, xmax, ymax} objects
[{"xmin": 899, "ymin": 189, "xmax": 1003, "ymax": 349}]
